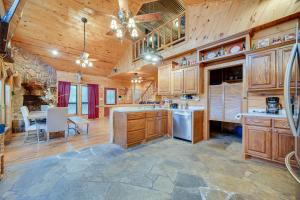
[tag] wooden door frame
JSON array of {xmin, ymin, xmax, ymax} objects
[{"xmin": 203, "ymin": 58, "xmax": 246, "ymax": 140}]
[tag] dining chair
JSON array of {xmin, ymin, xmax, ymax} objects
[
  {"xmin": 44, "ymin": 107, "xmax": 68, "ymax": 141},
  {"xmin": 20, "ymin": 106, "xmax": 41, "ymax": 142}
]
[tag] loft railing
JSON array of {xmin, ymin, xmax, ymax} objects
[{"xmin": 132, "ymin": 12, "xmax": 186, "ymax": 61}]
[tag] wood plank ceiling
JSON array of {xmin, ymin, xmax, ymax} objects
[{"xmin": 4, "ymin": 0, "xmax": 143, "ymax": 76}]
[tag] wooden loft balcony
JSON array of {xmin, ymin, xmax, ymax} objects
[{"xmin": 132, "ymin": 12, "xmax": 186, "ymax": 62}]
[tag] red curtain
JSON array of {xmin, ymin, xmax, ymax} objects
[
  {"xmin": 88, "ymin": 84, "xmax": 99, "ymax": 119},
  {"xmin": 57, "ymin": 81, "xmax": 71, "ymax": 107}
]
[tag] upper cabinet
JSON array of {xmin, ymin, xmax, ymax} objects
[
  {"xmin": 246, "ymin": 50, "xmax": 276, "ymax": 90},
  {"xmin": 171, "ymin": 69, "xmax": 184, "ymax": 95},
  {"xmin": 171, "ymin": 66, "xmax": 200, "ymax": 95},
  {"xmin": 277, "ymin": 45, "xmax": 299, "ymax": 88},
  {"xmin": 158, "ymin": 64, "xmax": 201, "ymax": 96},
  {"xmin": 184, "ymin": 66, "xmax": 199, "ymax": 94},
  {"xmin": 158, "ymin": 64, "xmax": 172, "ymax": 95}
]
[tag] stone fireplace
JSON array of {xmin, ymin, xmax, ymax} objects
[{"xmin": 9, "ymin": 47, "xmax": 57, "ymax": 133}]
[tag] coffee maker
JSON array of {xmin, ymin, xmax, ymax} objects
[{"xmin": 266, "ymin": 97, "xmax": 281, "ymax": 114}]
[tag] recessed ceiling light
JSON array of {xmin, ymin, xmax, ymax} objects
[{"xmin": 51, "ymin": 49, "xmax": 59, "ymax": 56}]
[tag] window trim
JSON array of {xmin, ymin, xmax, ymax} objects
[
  {"xmin": 104, "ymin": 88, "xmax": 117, "ymax": 105},
  {"xmin": 68, "ymin": 84, "xmax": 78, "ymax": 115},
  {"xmin": 81, "ymin": 85, "xmax": 88, "ymax": 115}
]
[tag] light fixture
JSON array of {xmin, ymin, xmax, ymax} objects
[
  {"xmin": 131, "ymin": 28, "xmax": 138, "ymax": 38},
  {"xmin": 110, "ymin": 10, "xmax": 138, "ymax": 40},
  {"xmin": 131, "ymin": 73, "xmax": 143, "ymax": 84},
  {"xmin": 51, "ymin": 49, "xmax": 59, "ymax": 56},
  {"xmin": 142, "ymin": 47, "xmax": 163, "ymax": 64},
  {"xmin": 76, "ymin": 17, "xmax": 93, "ymax": 68}
]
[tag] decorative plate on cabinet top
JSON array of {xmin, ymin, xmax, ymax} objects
[
  {"xmin": 229, "ymin": 45, "xmax": 242, "ymax": 54},
  {"xmin": 207, "ymin": 52, "xmax": 217, "ymax": 59}
]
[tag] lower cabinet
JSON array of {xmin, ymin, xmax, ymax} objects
[
  {"xmin": 146, "ymin": 115, "xmax": 167, "ymax": 141},
  {"xmin": 272, "ymin": 128, "xmax": 297, "ymax": 165},
  {"xmin": 244, "ymin": 125, "xmax": 272, "ymax": 159},
  {"xmin": 244, "ymin": 117, "xmax": 296, "ymax": 165}
]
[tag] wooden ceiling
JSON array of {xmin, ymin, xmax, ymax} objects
[
  {"xmin": 4, "ymin": 0, "xmax": 195, "ymax": 77},
  {"xmin": 5, "ymin": 0, "xmax": 142, "ymax": 76}
]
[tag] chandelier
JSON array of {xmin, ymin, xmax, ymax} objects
[
  {"xmin": 110, "ymin": 10, "xmax": 139, "ymax": 40},
  {"xmin": 142, "ymin": 47, "xmax": 163, "ymax": 65},
  {"xmin": 131, "ymin": 73, "xmax": 143, "ymax": 84},
  {"xmin": 76, "ymin": 17, "xmax": 93, "ymax": 68}
]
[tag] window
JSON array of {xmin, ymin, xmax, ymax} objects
[
  {"xmin": 68, "ymin": 85, "xmax": 77, "ymax": 114},
  {"xmin": 81, "ymin": 85, "xmax": 88, "ymax": 115},
  {"xmin": 105, "ymin": 88, "xmax": 117, "ymax": 105}
]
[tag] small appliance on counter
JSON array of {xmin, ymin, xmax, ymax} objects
[
  {"xmin": 266, "ymin": 97, "xmax": 282, "ymax": 114},
  {"xmin": 170, "ymin": 103, "xmax": 178, "ymax": 109}
]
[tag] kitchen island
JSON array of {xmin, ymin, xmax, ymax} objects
[{"xmin": 112, "ymin": 107, "xmax": 204, "ymax": 148}]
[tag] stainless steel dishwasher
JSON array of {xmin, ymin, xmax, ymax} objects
[{"xmin": 173, "ymin": 110, "xmax": 192, "ymax": 141}]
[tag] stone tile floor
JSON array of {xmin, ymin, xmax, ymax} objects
[{"xmin": 0, "ymin": 136, "xmax": 299, "ymax": 200}]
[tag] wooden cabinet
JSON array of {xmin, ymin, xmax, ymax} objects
[
  {"xmin": 146, "ymin": 117, "xmax": 156, "ymax": 139},
  {"xmin": 184, "ymin": 66, "xmax": 199, "ymax": 94},
  {"xmin": 113, "ymin": 110, "xmax": 167, "ymax": 148},
  {"xmin": 245, "ymin": 125, "xmax": 272, "ymax": 159},
  {"xmin": 171, "ymin": 66, "xmax": 199, "ymax": 95},
  {"xmin": 158, "ymin": 65, "xmax": 172, "ymax": 95},
  {"xmin": 146, "ymin": 111, "xmax": 167, "ymax": 141},
  {"xmin": 277, "ymin": 45, "xmax": 299, "ymax": 88},
  {"xmin": 171, "ymin": 69, "xmax": 184, "ymax": 95},
  {"xmin": 244, "ymin": 117, "xmax": 296, "ymax": 165},
  {"xmin": 272, "ymin": 128, "xmax": 296, "ymax": 164},
  {"xmin": 247, "ymin": 50, "xmax": 276, "ymax": 90}
]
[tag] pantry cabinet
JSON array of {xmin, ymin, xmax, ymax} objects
[
  {"xmin": 247, "ymin": 50, "xmax": 276, "ymax": 90},
  {"xmin": 158, "ymin": 64, "xmax": 172, "ymax": 95}
]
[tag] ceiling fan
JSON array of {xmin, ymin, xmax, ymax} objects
[{"xmin": 83, "ymin": 0, "xmax": 162, "ymax": 39}]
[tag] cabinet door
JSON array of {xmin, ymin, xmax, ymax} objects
[
  {"xmin": 209, "ymin": 84, "xmax": 224, "ymax": 121},
  {"xmin": 161, "ymin": 117, "xmax": 167, "ymax": 135},
  {"xmin": 172, "ymin": 69, "xmax": 184, "ymax": 95},
  {"xmin": 245, "ymin": 125, "xmax": 272, "ymax": 159},
  {"xmin": 184, "ymin": 66, "xmax": 199, "ymax": 94},
  {"xmin": 247, "ymin": 50, "xmax": 276, "ymax": 90},
  {"xmin": 146, "ymin": 117, "xmax": 156, "ymax": 139},
  {"xmin": 224, "ymin": 83, "xmax": 242, "ymax": 123},
  {"xmin": 158, "ymin": 65, "xmax": 172, "ymax": 95},
  {"xmin": 272, "ymin": 128, "xmax": 296, "ymax": 164},
  {"xmin": 277, "ymin": 45, "xmax": 299, "ymax": 88}
]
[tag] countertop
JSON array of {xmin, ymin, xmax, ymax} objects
[
  {"xmin": 241, "ymin": 112, "xmax": 287, "ymax": 119},
  {"xmin": 112, "ymin": 106, "xmax": 205, "ymax": 113}
]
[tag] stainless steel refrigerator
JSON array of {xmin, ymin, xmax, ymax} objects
[{"xmin": 284, "ymin": 21, "xmax": 300, "ymax": 184}]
